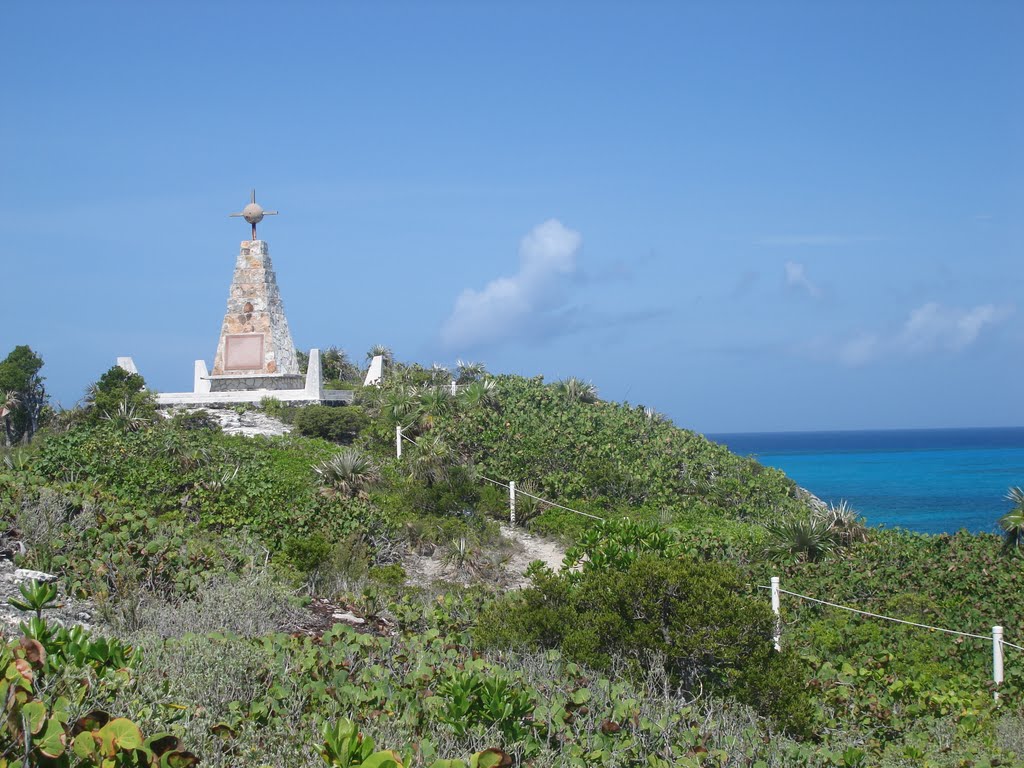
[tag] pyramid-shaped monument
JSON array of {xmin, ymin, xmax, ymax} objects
[
  {"xmin": 210, "ymin": 238, "xmax": 299, "ymax": 379},
  {"xmin": 124, "ymin": 191, "xmax": 355, "ymax": 408}
]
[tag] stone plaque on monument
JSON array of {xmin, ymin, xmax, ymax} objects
[{"xmin": 223, "ymin": 334, "xmax": 264, "ymax": 371}]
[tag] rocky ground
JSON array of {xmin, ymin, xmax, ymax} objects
[{"xmin": 162, "ymin": 407, "xmax": 291, "ymax": 437}]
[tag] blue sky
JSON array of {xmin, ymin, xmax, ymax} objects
[{"xmin": 2, "ymin": 2, "xmax": 1021, "ymax": 433}]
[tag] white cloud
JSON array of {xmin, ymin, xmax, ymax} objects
[
  {"xmin": 440, "ymin": 219, "xmax": 582, "ymax": 349},
  {"xmin": 784, "ymin": 260, "xmax": 821, "ymax": 298},
  {"xmin": 834, "ymin": 302, "xmax": 1013, "ymax": 366},
  {"xmin": 897, "ymin": 302, "xmax": 1006, "ymax": 352}
]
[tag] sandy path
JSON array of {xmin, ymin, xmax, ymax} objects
[{"xmin": 498, "ymin": 524, "xmax": 567, "ymax": 587}]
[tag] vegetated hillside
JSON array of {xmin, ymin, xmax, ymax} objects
[
  {"xmin": 370, "ymin": 372, "xmax": 805, "ymax": 535},
  {"xmin": 2, "ymin": 360, "xmax": 1024, "ymax": 766}
]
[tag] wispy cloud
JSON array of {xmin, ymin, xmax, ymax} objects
[
  {"xmin": 827, "ymin": 302, "xmax": 1014, "ymax": 366},
  {"xmin": 784, "ymin": 260, "xmax": 821, "ymax": 298},
  {"xmin": 440, "ymin": 219, "xmax": 583, "ymax": 350}
]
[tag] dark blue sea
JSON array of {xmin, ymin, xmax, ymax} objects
[{"xmin": 708, "ymin": 427, "xmax": 1024, "ymax": 535}]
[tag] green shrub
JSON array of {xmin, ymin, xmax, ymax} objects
[
  {"xmin": 86, "ymin": 366, "xmax": 157, "ymax": 423},
  {"xmin": 368, "ymin": 563, "xmax": 407, "ymax": 588},
  {"xmin": 294, "ymin": 405, "xmax": 369, "ymax": 443},
  {"xmin": 284, "ymin": 533, "xmax": 334, "ymax": 575},
  {"xmin": 259, "ymin": 396, "xmax": 298, "ymax": 424},
  {"xmin": 476, "ymin": 553, "xmax": 813, "ymax": 736}
]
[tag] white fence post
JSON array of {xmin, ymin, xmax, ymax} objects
[
  {"xmin": 509, "ymin": 480, "xmax": 517, "ymax": 525},
  {"xmin": 396, "ymin": 425, "xmax": 402, "ymax": 460},
  {"xmin": 994, "ymin": 625, "xmax": 1004, "ymax": 700},
  {"xmin": 771, "ymin": 576, "xmax": 781, "ymax": 651},
  {"xmin": 451, "ymin": 380, "xmax": 457, "ymax": 396}
]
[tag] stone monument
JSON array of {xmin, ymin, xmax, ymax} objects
[{"xmin": 121, "ymin": 192, "xmax": 356, "ymax": 408}]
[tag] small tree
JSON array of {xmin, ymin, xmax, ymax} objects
[
  {"xmin": 0, "ymin": 345, "xmax": 47, "ymax": 443},
  {"xmin": 86, "ymin": 366, "xmax": 156, "ymax": 424}
]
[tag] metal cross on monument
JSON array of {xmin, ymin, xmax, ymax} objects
[{"xmin": 229, "ymin": 189, "xmax": 278, "ymax": 240}]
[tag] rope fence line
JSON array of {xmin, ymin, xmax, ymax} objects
[
  {"xmin": 513, "ymin": 485, "xmax": 605, "ymax": 521},
  {"xmin": 394, "ymin": 424, "xmax": 1014, "ymax": 694},
  {"xmin": 395, "ymin": 425, "xmax": 603, "ymax": 523},
  {"xmin": 762, "ymin": 577, "xmax": 1020, "ymax": 699},
  {"xmin": 757, "ymin": 585, "xmax": 1001, "ymax": 643}
]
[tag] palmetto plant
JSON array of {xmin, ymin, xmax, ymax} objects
[
  {"xmin": 0, "ymin": 390, "xmax": 19, "ymax": 417},
  {"xmin": 763, "ymin": 515, "xmax": 839, "ymax": 564},
  {"xmin": 1000, "ymin": 486, "xmax": 1024, "ymax": 550},
  {"xmin": 406, "ymin": 435, "xmax": 456, "ymax": 486},
  {"xmin": 101, "ymin": 399, "xmax": 152, "ymax": 432},
  {"xmin": 822, "ymin": 500, "xmax": 869, "ymax": 548},
  {"xmin": 365, "ymin": 345, "xmax": 394, "ymax": 366},
  {"xmin": 455, "ymin": 360, "xmax": 487, "ymax": 384},
  {"xmin": 555, "ymin": 377, "xmax": 598, "ymax": 404},
  {"xmin": 457, "ymin": 379, "xmax": 497, "ymax": 410},
  {"xmin": 314, "ymin": 448, "xmax": 381, "ymax": 499},
  {"xmin": 384, "ymin": 385, "xmax": 422, "ymax": 425},
  {"xmin": 418, "ymin": 386, "xmax": 453, "ymax": 430}
]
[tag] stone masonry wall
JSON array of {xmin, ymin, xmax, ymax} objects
[
  {"xmin": 211, "ymin": 240, "xmax": 299, "ymax": 376},
  {"xmin": 208, "ymin": 375, "xmax": 305, "ymax": 392}
]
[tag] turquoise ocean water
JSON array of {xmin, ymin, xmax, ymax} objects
[{"xmin": 708, "ymin": 427, "xmax": 1024, "ymax": 535}]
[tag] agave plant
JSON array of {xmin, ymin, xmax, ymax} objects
[
  {"xmin": 555, "ymin": 377, "xmax": 598, "ymax": 404},
  {"xmin": 1000, "ymin": 487, "xmax": 1024, "ymax": 550},
  {"xmin": 314, "ymin": 448, "xmax": 381, "ymax": 499},
  {"xmin": 763, "ymin": 514, "xmax": 839, "ymax": 563}
]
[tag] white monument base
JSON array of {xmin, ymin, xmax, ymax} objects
[{"xmin": 124, "ymin": 348, "xmax": 355, "ymax": 408}]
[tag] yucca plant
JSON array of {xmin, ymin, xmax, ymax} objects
[
  {"xmin": 314, "ymin": 448, "xmax": 381, "ymax": 499},
  {"xmin": 1000, "ymin": 487, "xmax": 1024, "ymax": 551},
  {"xmin": 555, "ymin": 377, "xmax": 598, "ymax": 404}
]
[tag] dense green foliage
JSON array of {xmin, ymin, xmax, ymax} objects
[
  {"xmin": 478, "ymin": 553, "xmax": 813, "ymax": 736},
  {"xmin": 296, "ymin": 405, "xmax": 370, "ymax": 444},
  {"xmin": 427, "ymin": 375, "xmax": 804, "ymax": 523},
  {"xmin": 1, "ymin": 364, "xmax": 1023, "ymax": 765}
]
